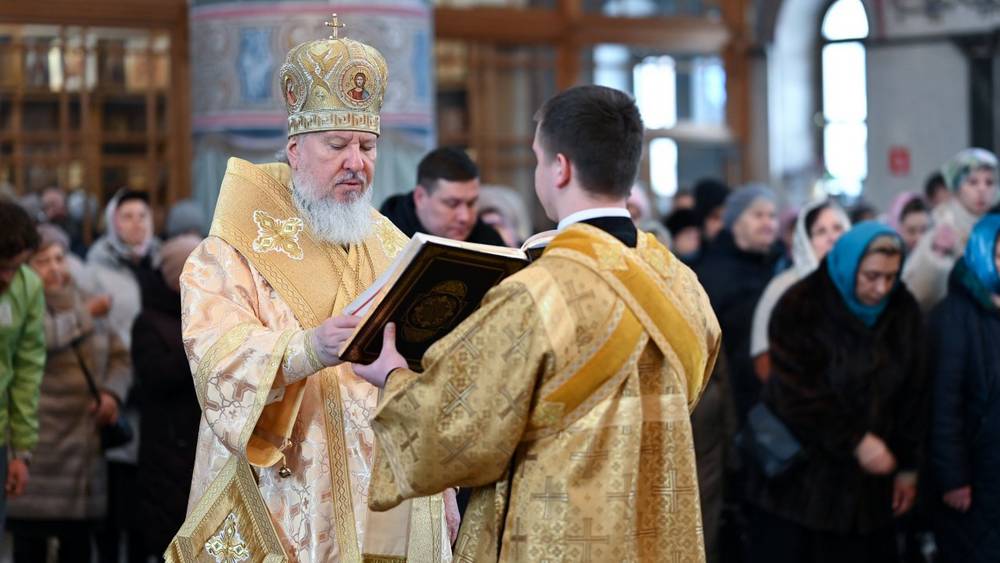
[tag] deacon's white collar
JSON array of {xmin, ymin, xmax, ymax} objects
[{"xmin": 557, "ymin": 207, "xmax": 632, "ymax": 231}]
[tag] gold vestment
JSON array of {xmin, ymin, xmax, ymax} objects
[
  {"xmin": 167, "ymin": 158, "xmax": 450, "ymax": 563},
  {"xmin": 369, "ymin": 223, "xmax": 722, "ymax": 562}
]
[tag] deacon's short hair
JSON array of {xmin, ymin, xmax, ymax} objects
[
  {"xmin": 534, "ymin": 85, "xmax": 644, "ymax": 199},
  {"xmin": 416, "ymin": 147, "xmax": 479, "ymax": 194},
  {"xmin": 0, "ymin": 199, "xmax": 41, "ymax": 260}
]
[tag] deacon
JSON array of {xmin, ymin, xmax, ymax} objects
[
  {"xmin": 355, "ymin": 85, "xmax": 722, "ymax": 562},
  {"xmin": 166, "ymin": 19, "xmax": 453, "ymax": 563}
]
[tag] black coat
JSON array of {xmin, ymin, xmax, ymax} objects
[
  {"xmin": 694, "ymin": 230, "xmax": 782, "ymax": 421},
  {"xmin": 131, "ymin": 274, "xmax": 200, "ymax": 554},
  {"xmin": 929, "ymin": 261, "xmax": 1000, "ymax": 561},
  {"xmin": 379, "ymin": 191, "xmax": 506, "ymax": 246},
  {"xmin": 748, "ymin": 261, "xmax": 928, "ymax": 534}
]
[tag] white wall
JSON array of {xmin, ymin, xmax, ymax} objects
[{"xmin": 864, "ymin": 41, "xmax": 968, "ymax": 210}]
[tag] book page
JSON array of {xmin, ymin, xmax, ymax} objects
[
  {"xmin": 419, "ymin": 233, "xmax": 528, "ymax": 259},
  {"xmin": 521, "ymin": 229, "xmax": 558, "ymax": 252},
  {"xmin": 343, "ymin": 238, "xmax": 423, "ymax": 316}
]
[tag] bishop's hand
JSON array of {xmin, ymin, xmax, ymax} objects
[
  {"xmin": 352, "ymin": 322, "xmax": 407, "ymax": 388},
  {"xmin": 310, "ymin": 315, "xmax": 361, "ymax": 367}
]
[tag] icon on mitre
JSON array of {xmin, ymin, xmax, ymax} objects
[{"xmin": 347, "ymin": 71, "xmax": 371, "ymax": 102}]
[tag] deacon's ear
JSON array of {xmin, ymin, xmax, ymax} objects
[
  {"xmin": 286, "ymin": 138, "xmax": 300, "ymax": 170},
  {"xmin": 555, "ymin": 153, "xmax": 572, "ymax": 190}
]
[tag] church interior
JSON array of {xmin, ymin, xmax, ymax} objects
[
  {"xmin": 2, "ymin": 1, "xmax": 1000, "ymax": 562},
  {"xmin": 3, "ymin": 0, "xmax": 977, "ymax": 230}
]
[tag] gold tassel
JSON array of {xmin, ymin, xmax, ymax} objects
[{"xmin": 278, "ymin": 439, "xmax": 292, "ymax": 478}]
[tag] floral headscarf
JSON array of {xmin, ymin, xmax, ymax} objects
[{"xmin": 941, "ymin": 148, "xmax": 998, "ymax": 192}]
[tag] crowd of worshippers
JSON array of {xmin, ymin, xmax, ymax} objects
[
  {"xmin": 1, "ymin": 144, "xmax": 999, "ymax": 563},
  {"xmin": 677, "ymin": 148, "xmax": 1000, "ymax": 563}
]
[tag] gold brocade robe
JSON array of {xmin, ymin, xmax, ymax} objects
[
  {"xmin": 369, "ymin": 223, "xmax": 722, "ymax": 563},
  {"xmin": 167, "ymin": 158, "xmax": 451, "ymax": 563}
]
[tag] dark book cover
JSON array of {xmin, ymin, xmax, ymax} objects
[{"xmin": 340, "ymin": 241, "xmax": 528, "ymax": 370}]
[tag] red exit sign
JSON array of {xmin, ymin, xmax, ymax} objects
[{"xmin": 889, "ymin": 146, "xmax": 911, "ymax": 176}]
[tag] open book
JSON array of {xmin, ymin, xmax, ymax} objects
[{"xmin": 339, "ymin": 230, "xmax": 556, "ymax": 370}]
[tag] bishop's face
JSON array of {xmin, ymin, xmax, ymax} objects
[{"xmin": 288, "ymin": 130, "xmax": 377, "ymax": 204}]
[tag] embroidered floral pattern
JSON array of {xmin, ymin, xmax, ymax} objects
[
  {"xmin": 252, "ymin": 210, "xmax": 304, "ymax": 261},
  {"xmin": 204, "ymin": 512, "xmax": 251, "ymax": 563},
  {"xmin": 593, "ymin": 242, "xmax": 628, "ymax": 271},
  {"xmin": 375, "ymin": 216, "xmax": 407, "ymax": 258}
]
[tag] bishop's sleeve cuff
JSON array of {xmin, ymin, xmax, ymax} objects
[{"xmin": 280, "ymin": 330, "xmax": 325, "ymax": 385}]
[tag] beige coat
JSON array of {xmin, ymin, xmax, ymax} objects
[
  {"xmin": 902, "ymin": 199, "xmax": 980, "ymax": 312},
  {"xmin": 6, "ymin": 282, "xmax": 131, "ymax": 521}
]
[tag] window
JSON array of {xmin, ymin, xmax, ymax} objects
[
  {"xmin": 649, "ymin": 138, "xmax": 679, "ymax": 196},
  {"xmin": 634, "ymin": 55, "xmax": 678, "ymax": 130},
  {"xmin": 633, "ymin": 56, "xmax": 678, "ymax": 196},
  {"xmin": 820, "ymin": 0, "xmax": 869, "ymax": 197},
  {"xmin": 591, "ymin": 48, "xmax": 728, "ymax": 198}
]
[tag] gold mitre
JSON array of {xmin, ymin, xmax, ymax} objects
[{"xmin": 278, "ymin": 15, "xmax": 388, "ymax": 137}]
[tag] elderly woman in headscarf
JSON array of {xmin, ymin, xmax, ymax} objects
[
  {"xmin": 692, "ymin": 184, "xmax": 780, "ymax": 563},
  {"xmin": 928, "ymin": 214, "xmax": 1000, "ymax": 563},
  {"xmin": 887, "ymin": 191, "xmax": 931, "ymax": 253},
  {"xmin": 903, "ymin": 149, "xmax": 999, "ymax": 311},
  {"xmin": 84, "ymin": 188, "xmax": 159, "ymax": 562},
  {"xmin": 746, "ymin": 222, "xmax": 928, "ymax": 563},
  {"xmin": 696, "ymin": 183, "xmax": 781, "ymax": 419},
  {"xmin": 84, "ymin": 189, "xmax": 161, "ymax": 346},
  {"xmin": 6, "ymin": 224, "xmax": 130, "ymax": 562},
  {"xmin": 750, "ymin": 199, "xmax": 851, "ymax": 380}
]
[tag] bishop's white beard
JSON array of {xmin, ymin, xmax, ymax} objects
[{"xmin": 292, "ymin": 171, "xmax": 374, "ymax": 245}]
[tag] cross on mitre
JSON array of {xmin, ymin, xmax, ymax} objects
[{"xmin": 325, "ymin": 14, "xmax": 346, "ymax": 39}]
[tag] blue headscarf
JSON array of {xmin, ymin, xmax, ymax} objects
[
  {"xmin": 964, "ymin": 214, "xmax": 1000, "ymax": 294},
  {"xmin": 826, "ymin": 221, "xmax": 904, "ymax": 327}
]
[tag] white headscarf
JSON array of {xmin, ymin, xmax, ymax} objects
[
  {"xmin": 102, "ymin": 189, "xmax": 156, "ymax": 261},
  {"xmin": 790, "ymin": 199, "xmax": 852, "ymax": 277},
  {"xmin": 750, "ymin": 199, "xmax": 851, "ymax": 357}
]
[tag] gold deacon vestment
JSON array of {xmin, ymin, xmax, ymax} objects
[
  {"xmin": 369, "ymin": 223, "xmax": 722, "ymax": 562},
  {"xmin": 167, "ymin": 157, "xmax": 451, "ymax": 563}
]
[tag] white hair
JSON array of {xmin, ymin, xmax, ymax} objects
[{"xmin": 291, "ymin": 170, "xmax": 373, "ymax": 245}]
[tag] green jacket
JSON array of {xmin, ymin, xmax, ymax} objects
[{"xmin": 0, "ymin": 265, "xmax": 45, "ymax": 453}]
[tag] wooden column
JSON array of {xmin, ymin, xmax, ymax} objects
[
  {"xmin": 169, "ymin": 11, "xmax": 192, "ymax": 201},
  {"xmin": 556, "ymin": 0, "xmax": 581, "ymax": 90},
  {"xmin": 721, "ymin": 0, "xmax": 750, "ymax": 184}
]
